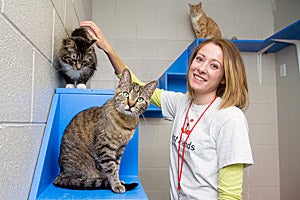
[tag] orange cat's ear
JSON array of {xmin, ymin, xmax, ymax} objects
[
  {"xmin": 199, "ymin": 2, "xmax": 202, "ymax": 7},
  {"xmin": 119, "ymin": 68, "xmax": 132, "ymax": 86}
]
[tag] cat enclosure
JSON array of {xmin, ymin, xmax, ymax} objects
[
  {"xmin": 29, "ymin": 88, "xmax": 148, "ymax": 200},
  {"xmin": 29, "ymin": 19, "xmax": 299, "ymax": 200}
]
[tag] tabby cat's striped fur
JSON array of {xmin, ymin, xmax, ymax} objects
[{"xmin": 53, "ymin": 69, "xmax": 157, "ymax": 193}]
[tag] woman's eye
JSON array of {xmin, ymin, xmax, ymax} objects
[
  {"xmin": 211, "ymin": 64, "xmax": 218, "ymax": 69},
  {"xmin": 196, "ymin": 56, "xmax": 203, "ymax": 62},
  {"xmin": 211, "ymin": 64, "xmax": 220, "ymax": 69},
  {"xmin": 137, "ymin": 97, "xmax": 144, "ymax": 103},
  {"xmin": 123, "ymin": 92, "xmax": 129, "ymax": 98}
]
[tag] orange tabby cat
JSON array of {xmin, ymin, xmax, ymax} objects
[{"xmin": 189, "ymin": 2, "xmax": 221, "ymax": 39}]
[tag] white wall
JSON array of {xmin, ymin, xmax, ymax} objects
[
  {"xmin": 91, "ymin": 0, "xmax": 279, "ymax": 199},
  {"xmin": 276, "ymin": 45, "xmax": 300, "ymax": 200},
  {"xmin": 0, "ymin": 0, "xmax": 92, "ymax": 199},
  {"xmin": 273, "ymin": 0, "xmax": 300, "ymax": 199}
]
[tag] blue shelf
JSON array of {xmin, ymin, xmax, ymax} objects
[
  {"xmin": 157, "ymin": 19, "xmax": 300, "ymax": 94},
  {"xmin": 142, "ymin": 104, "xmax": 162, "ymax": 118},
  {"xmin": 188, "ymin": 38, "xmax": 267, "ymax": 53},
  {"xmin": 29, "ymin": 88, "xmax": 148, "ymax": 200},
  {"xmin": 36, "ymin": 176, "xmax": 144, "ymax": 200},
  {"xmin": 265, "ymin": 20, "xmax": 300, "ymax": 53},
  {"xmin": 159, "ymin": 72, "xmax": 187, "ymax": 93}
]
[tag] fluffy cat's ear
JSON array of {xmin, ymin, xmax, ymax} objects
[
  {"xmin": 143, "ymin": 80, "xmax": 158, "ymax": 97},
  {"xmin": 119, "ymin": 69, "xmax": 132, "ymax": 87},
  {"xmin": 89, "ymin": 39, "xmax": 97, "ymax": 47},
  {"xmin": 63, "ymin": 38, "xmax": 76, "ymax": 50}
]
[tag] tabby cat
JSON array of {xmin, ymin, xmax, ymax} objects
[
  {"xmin": 56, "ymin": 27, "xmax": 97, "ymax": 88},
  {"xmin": 189, "ymin": 2, "xmax": 221, "ymax": 39},
  {"xmin": 53, "ymin": 69, "xmax": 158, "ymax": 193}
]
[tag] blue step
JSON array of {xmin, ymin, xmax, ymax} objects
[{"xmin": 29, "ymin": 88, "xmax": 148, "ymax": 200}]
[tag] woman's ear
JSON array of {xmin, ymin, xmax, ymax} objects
[
  {"xmin": 221, "ymin": 78, "xmax": 225, "ymax": 85},
  {"xmin": 221, "ymin": 74, "xmax": 226, "ymax": 85}
]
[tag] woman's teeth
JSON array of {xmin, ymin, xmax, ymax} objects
[{"xmin": 194, "ymin": 74, "xmax": 205, "ymax": 81}]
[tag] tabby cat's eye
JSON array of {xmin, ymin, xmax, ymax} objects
[
  {"xmin": 137, "ymin": 97, "xmax": 144, "ymax": 103},
  {"xmin": 123, "ymin": 91, "xmax": 129, "ymax": 98}
]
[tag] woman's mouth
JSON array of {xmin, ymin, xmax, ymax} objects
[{"xmin": 194, "ymin": 74, "xmax": 206, "ymax": 82}]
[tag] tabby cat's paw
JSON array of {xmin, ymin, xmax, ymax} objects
[{"xmin": 112, "ymin": 183, "xmax": 126, "ymax": 193}]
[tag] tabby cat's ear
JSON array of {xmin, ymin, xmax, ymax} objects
[
  {"xmin": 143, "ymin": 80, "xmax": 158, "ymax": 97},
  {"xmin": 119, "ymin": 69, "xmax": 132, "ymax": 87}
]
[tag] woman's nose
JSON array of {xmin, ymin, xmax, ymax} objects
[{"xmin": 197, "ymin": 62, "xmax": 208, "ymax": 73}]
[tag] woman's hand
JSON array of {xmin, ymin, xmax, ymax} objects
[
  {"xmin": 80, "ymin": 21, "xmax": 125, "ymax": 74},
  {"xmin": 80, "ymin": 21, "xmax": 111, "ymax": 53}
]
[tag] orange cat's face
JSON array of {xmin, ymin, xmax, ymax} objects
[{"xmin": 189, "ymin": 3, "xmax": 203, "ymax": 15}]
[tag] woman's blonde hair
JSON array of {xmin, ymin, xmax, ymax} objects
[{"xmin": 187, "ymin": 38, "xmax": 249, "ymax": 111}]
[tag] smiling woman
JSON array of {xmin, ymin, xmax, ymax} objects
[
  {"xmin": 187, "ymin": 38, "xmax": 249, "ymax": 111},
  {"xmin": 81, "ymin": 20, "xmax": 253, "ymax": 200},
  {"xmin": 187, "ymin": 42, "xmax": 225, "ymax": 105}
]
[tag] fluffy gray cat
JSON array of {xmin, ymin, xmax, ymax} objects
[{"xmin": 56, "ymin": 27, "xmax": 97, "ymax": 88}]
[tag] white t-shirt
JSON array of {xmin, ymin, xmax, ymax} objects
[{"xmin": 161, "ymin": 91, "xmax": 254, "ymax": 200}]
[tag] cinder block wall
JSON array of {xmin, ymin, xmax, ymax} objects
[
  {"xmin": 91, "ymin": 0, "xmax": 279, "ymax": 200},
  {"xmin": 0, "ymin": 0, "xmax": 281, "ymax": 200},
  {"xmin": 0, "ymin": 0, "xmax": 92, "ymax": 199}
]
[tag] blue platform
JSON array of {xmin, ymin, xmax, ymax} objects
[
  {"xmin": 29, "ymin": 88, "xmax": 148, "ymax": 200},
  {"xmin": 159, "ymin": 19, "xmax": 300, "ymax": 93}
]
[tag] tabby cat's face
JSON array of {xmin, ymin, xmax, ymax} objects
[
  {"xmin": 60, "ymin": 37, "xmax": 97, "ymax": 71},
  {"xmin": 114, "ymin": 83, "xmax": 150, "ymax": 117}
]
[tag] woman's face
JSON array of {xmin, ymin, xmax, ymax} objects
[{"xmin": 188, "ymin": 43, "xmax": 225, "ymax": 101}]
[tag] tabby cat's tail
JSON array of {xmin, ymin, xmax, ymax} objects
[{"xmin": 53, "ymin": 175, "xmax": 138, "ymax": 191}]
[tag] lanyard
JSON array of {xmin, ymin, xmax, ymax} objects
[{"xmin": 177, "ymin": 96, "xmax": 217, "ymax": 196}]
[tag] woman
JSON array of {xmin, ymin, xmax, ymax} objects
[{"xmin": 80, "ymin": 21, "xmax": 253, "ymax": 200}]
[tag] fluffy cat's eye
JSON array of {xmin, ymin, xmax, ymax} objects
[
  {"xmin": 123, "ymin": 91, "xmax": 129, "ymax": 98},
  {"xmin": 71, "ymin": 54, "xmax": 77, "ymax": 60},
  {"xmin": 137, "ymin": 97, "xmax": 144, "ymax": 103}
]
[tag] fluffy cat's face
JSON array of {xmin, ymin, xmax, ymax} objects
[
  {"xmin": 60, "ymin": 38, "xmax": 96, "ymax": 71},
  {"xmin": 114, "ymin": 69, "xmax": 157, "ymax": 117}
]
